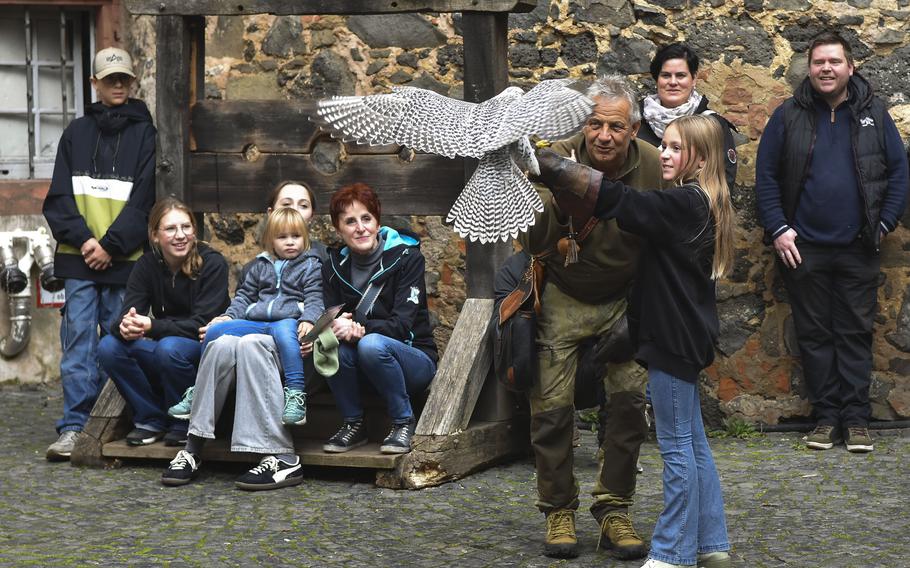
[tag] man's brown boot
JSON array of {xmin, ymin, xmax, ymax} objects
[
  {"xmin": 544, "ymin": 509, "xmax": 579, "ymax": 559},
  {"xmin": 598, "ymin": 512, "xmax": 647, "ymax": 559}
]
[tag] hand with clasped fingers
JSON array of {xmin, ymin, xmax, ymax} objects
[
  {"xmin": 119, "ymin": 307, "xmax": 151, "ymax": 340},
  {"xmin": 331, "ymin": 312, "xmax": 366, "ymax": 343},
  {"xmin": 81, "ymin": 237, "xmax": 112, "ymax": 271},
  {"xmin": 773, "ymin": 228, "xmax": 801, "ymax": 269}
]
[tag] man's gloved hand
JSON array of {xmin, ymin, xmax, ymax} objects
[{"xmin": 534, "ymin": 148, "xmax": 602, "ymax": 199}]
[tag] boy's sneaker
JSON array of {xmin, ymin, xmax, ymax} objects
[
  {"xmin": 281, "ymin": 387, "xmax": 307, "ymax": 425},
  {"xmin": 161, "ymin": 450, "xmax": 200, "ymax": 486},
  {"xmin": 323, "ymin": 420, "xmax": 368, "ymax": 453},
  {"xmin": 845, "ymin": 426, "xmax": 874, "ymax": 453},
  {"xmin": 46, "ymin": 431, "xmax": 80, "ymax": 461},
  {"xmin": 804, "ymin": 424, "xmax": 841, "ymax": 450},
  {"xmin": 544, "ymin": 509, "xmax": 578, "ymax": 559},
  {"xmin": 168, "ymin": 387, "xmax": 195, "ymax": 420},
  {"xmin": 126, "ymin": 427, "xmax": 164, "ymax": 446},
  {"xmin": 235, "ymin": 455, "xmax": 303, "ymax": 491},
  {"xmin": 163, "ymin": 430, "xmax": 188, "ymax": 447},
  {"xmin": 641, "ymin": 559, "xmax": 689, "ymax": 568},
  {"xmin": 380, "ymin": 418, "xmax": 416, "ymax": 454}
]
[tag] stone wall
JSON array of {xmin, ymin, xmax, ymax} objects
[{"xmin": 123, "ymin": 1, "xmax": 910, "ymax": 424}]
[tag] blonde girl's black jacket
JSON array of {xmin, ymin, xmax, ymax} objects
[{"xmin": 592, "ymin": 180, "xmax": 718, "ymax": 382}]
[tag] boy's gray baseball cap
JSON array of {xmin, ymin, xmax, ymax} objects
[{"xmin": 93, "ymin": 47, "xmax": 136, "ymax": 79}]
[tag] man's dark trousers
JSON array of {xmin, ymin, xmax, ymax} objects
[{"xmin": 782, "ymin": 240, "xmax": 880, "ymax": 428}]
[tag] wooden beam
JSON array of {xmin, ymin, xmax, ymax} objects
[
  {"xmin": 415, "ymin": 298, "xmax": 493, "ymax": 436},
  {"xmin": 189, "ymin": 152, "xmax": 464, "ymax": 215},
  {"xmin": 192, "ymin": 100, "xmax": 397, "ymax": 154},
  {"xmin": 155, "ymin": 15, "xmax": 204, "ymax": 202},
  {"xmin": 376, "ymin": 420, "xmax": 527, "ymax": 489},
  {"xmin": 126, "ymin": 0, "xmax": 536, "ymax": 16},
  {"xmin": 71, "ymin": 379, "xmax": 132, "ymax": 468},
  {"xmin": 461, "ymin": 11, "xmax": 513, "ymax": 299}
]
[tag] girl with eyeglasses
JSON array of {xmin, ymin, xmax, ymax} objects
[{"xmin": 97, "ymin": 198, "xmax": 230, "ymax": 448}]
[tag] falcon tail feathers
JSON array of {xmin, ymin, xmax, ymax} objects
[{"xmin": 445, "ymin": 149, "xmax": 543, "ymax": 243}]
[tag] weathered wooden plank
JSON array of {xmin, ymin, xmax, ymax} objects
[
  {"xmin": 126, "ymin": 0, "xmax": 536, "ymax": 16},
  {"xmin": 155, "ymin": 15, "xmax": 204, "ymax": 202},
  {"xmin": 102, "ymin": 439, "xmax": 402, "ymax": 469},
  {"xmin": 71, "ymin": 380, "xmax": 132, "ymax": 467},
  {"xmin": 462, "ymin": 12, "xmax": 513, "ymax": 299},
  {"xmin": 192, "ymin": 100, "xmax": 398, "ymax": 154},
  {"xmin": 416, "ymin": 298, "xmax": 493, "ymax": 436},
  {"xmin": 188, "ymin": 152, "xmax": 464, "ymax": 215},
  {"xmin": 376, "ymin": 420, "xmax": 526, "ymax": 489}
]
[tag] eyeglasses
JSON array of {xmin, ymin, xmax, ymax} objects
[{"xmin": 159, "ymin": 223, "xmax": 194, "ymax": 237}]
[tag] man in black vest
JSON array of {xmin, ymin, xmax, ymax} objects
[{"xmin": 755, "ymin": 31, "xmax": 908, "ymax": 453}]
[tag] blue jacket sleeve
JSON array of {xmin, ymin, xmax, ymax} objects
[
  {"xmin": 878, "ymin": 113, "xmax": 909, "ymax": 232},
  {"xmin": 298, "ymin": 256, "xmax": 325, "ymax": 324},
  {"xmin": 99, "ymin": 124, "xmax": 157, "ymax": 257},
  {"xmin": 754, "ymin": 107, "xmax": 792, "ymax": 238},
  {"xmin": 42, "ymin": 126, "xmax": 94, "ymax": 249}
]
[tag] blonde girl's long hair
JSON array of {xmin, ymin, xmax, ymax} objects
[
  {"xmin": 148, "ymin": 197, "xmax": 203, "ymax": 279},
  {"xmin": 667, "ymin": 114, "xmax": 735, "ymax": 280},
  {"xmin": 261, "ymin": 207, "xmax": 311, "ymax": 256}
]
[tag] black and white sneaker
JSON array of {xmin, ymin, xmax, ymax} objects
[
  {"xmin": 126, "ymin": 427, "xmax": 165, "ymax": 446},
  {"xmin": 235, "ymin": 455, "xmax": 303, "ymax": 491},
  {"xmin": 323, "ymin": 420, "xmax": 368, "ymax": 453},
  {"xmin": 161, "ymin": 450, "xmax": 200, "ymax": 486},
  {"xmin": 380, "ymin": 418, "xmax": 416, "ymax": 454},
  {"xmin": 163, "ymin": 430, "xmax": 188, "ymax": 447}
]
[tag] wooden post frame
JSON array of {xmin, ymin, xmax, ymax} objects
[{"xmin": 73, "ymin": 1, "xmax": 537, "ymax": 486}]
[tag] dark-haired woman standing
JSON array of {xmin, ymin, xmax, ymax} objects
[{"xmin": 639, "ymin": 42, "xmax": 739, "ymax": 189}]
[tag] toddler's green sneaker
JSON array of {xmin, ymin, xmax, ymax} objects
[
  {"xmin": 168, "ymin": 386, "xmax": 195, "ymax": 420},
  {"xmin": 282, "ymin": 387, "xmax": 307, "ymax": 425}
]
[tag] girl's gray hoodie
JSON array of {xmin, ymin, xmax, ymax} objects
[{"xmin": 224, "ymin": 248, "xmax": 323, "ymax": 324}]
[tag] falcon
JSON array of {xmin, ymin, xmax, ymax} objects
[{"xmin": 313, "ymin": 79, "xmax": 595, "ymax": 243}]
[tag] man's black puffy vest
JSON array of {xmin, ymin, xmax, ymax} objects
[{"xmin": 776, "ymin": 73, "xmax": 889, "ymax": 254}]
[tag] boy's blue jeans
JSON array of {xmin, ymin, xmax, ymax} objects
[
  {"xmin": 97, "ymin": 334, "xmax": 201, "ymax": 434},
  {"xmin": 648, "ymin": 367, "xmax": 730, "ymax": 566},
  {"xmin": 327, "ymin": 333, "xmax": 436, "ymax": 425},
  {"xmin": 204, "ymin": 318, "xmax": 305, "ymax": 390},
  {"xmin": 57, "ymin": 278, "xmax": 124, "ymax": 434}
]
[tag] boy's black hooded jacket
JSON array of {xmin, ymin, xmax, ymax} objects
[
  {"xmin": 43, "ymin": 99, "xmax": 156, "ymax": 285},
  {"xmin": 111, "ymin": 243, "xmax": 230, "ymax": 341}
]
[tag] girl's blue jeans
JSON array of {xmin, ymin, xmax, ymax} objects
[
  {"xmin": 327, "ymin": 333, "xmax": 436, "ymax": 424},
  {"xmin": 97, "ymin": 335, "xmax": 201, "ymax": 434},
  {"xmin": 204, "ymin": 318, "xmax": 305, "ymax": 390},
  {"xmin": 648, "ymin": 367, "xmax": 730, "ymax": 566}
]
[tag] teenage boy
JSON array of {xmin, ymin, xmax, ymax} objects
[{"xmin": 43, "ymin": 47, "xmax": 157, "ymax": 460}]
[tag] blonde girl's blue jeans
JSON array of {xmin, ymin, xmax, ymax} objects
[{"xmin": 648, "ymin": 367, "xmax": 730, "ymax": 566}]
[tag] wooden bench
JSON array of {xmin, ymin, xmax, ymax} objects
[{"xmin": 70, "ymin": 0, "xmax": 537, "ymax": 488}]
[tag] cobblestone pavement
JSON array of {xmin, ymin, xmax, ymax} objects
[{"xmin": 1, "ymin": 386, "xmax": 907, "ymax": 567}]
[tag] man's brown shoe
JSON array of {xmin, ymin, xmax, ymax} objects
[
  {"xmin": 544, "ymin": 509, "xmax": 579, "ymax": 559},
  {"xmin": 805, "ymin": 424, "xmax": 841, "ymax": 450},
  {"xmin": 845, "ymin": 426, "xmax": 874, "ymax": 453},
  {"xmin": 598, "ymin": 512, "xmax": 647, "ymax": 559}
]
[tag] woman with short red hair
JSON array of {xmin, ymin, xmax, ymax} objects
[{"xmin": 313, "ymin": 183, "xmax": 437, "ymax": 455}]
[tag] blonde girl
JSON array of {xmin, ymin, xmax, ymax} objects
[
  {"xmin": 536, "ymin": 113, "xmax": 734, "ymax": 568},
  {"xmin": 190, "ymin": 207, "xmax": 324, "ymax": 426}
]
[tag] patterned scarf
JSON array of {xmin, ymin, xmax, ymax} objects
[{"xmin": 642, "ymin": 90, "xmax": 704, "ymax": 139}]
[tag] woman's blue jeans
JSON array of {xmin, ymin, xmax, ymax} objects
[
  {"xmin": 648, "ymin": 368, "xmax": 730, "ymax": 565},
  {"xmin": 204, "ymin": 318, "xmax": 305, "ymax": 390},
  {"xmin": 97, "ymin": 335, "xmax": 202, "ymax": 434},
  {"xmin": 327, "ymin": 333, "xmax": 436, "ymax": 424}
]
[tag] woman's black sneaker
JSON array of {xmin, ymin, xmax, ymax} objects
[
  {"xmin": 380, "ymin": 418, "xmax": 416, "ymax": 454},
  {"xmin": 323, "ymin": 420, "xmax": 368, "ymax": 453},
  {"xmin": 235, "ymin": 456, "xmax": 303, "ymax": 491},
  {"xmin": 161, "ymin": 450, "xmax": 200, "ymax": 486},
  {"xmin": 163, "ymin": 430, "xmax": 188, "ymax": 447},
  {"xmin": 126, "ymin": 427, "xmax": 164, "ymax": 446}
]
